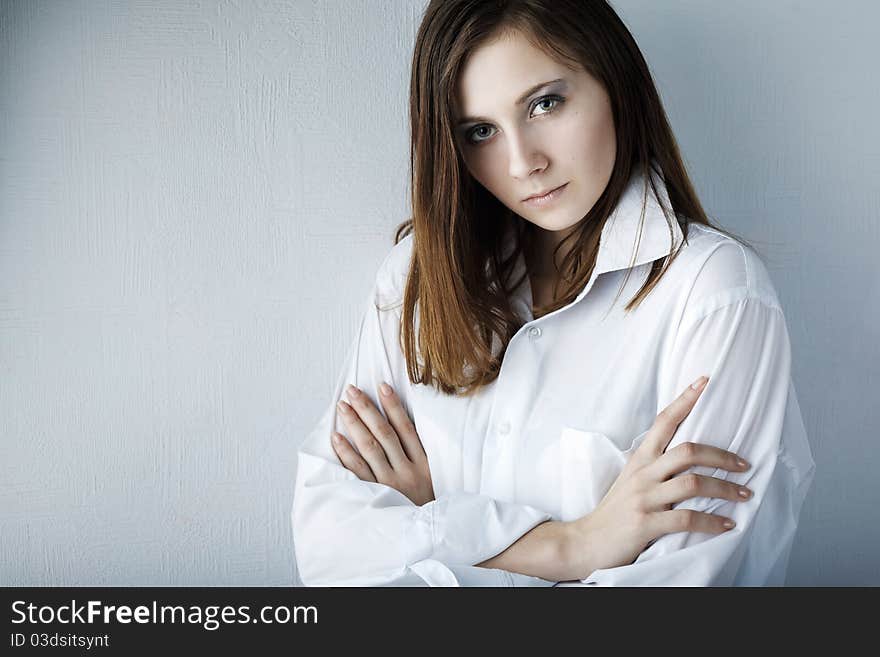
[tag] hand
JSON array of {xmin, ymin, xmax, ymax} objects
[
  {"xmin": 331, "ymin": 382, "xmax": 435, "ymax": 506},
  {"xmin": 561, "ymin": 376, "xmax": 753, "ymax": 581}
]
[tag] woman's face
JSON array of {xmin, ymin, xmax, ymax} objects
[{"xmin": 454, "ymin": 29, "xmax": 617, "ymax": 236}]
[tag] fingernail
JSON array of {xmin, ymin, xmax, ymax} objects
[
  {"xmin": 346, "ymin": 384, "xmax": 360, "ymax": 398},
  {"xmin": 380, "ymin": 382, "xmax": 392, "ymax": 397},
  {"xmin": 723, "ymin": 519, "xmax": 736, "ymax": 529},
  {"xmin": 337, "ymin": 401, "xmax": 349, "ymax": 414},
  {"xmin": 737, "ymin": 458, "xmax": 750, "ymax": 469},
  {"xmin": 690, "ymin": 376, "xmax": 708, "ymax": 391}
]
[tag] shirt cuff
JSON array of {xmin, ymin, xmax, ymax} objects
[{"xmin": 427, "ymin": 491, "xmax": 554, "ymax": 568}]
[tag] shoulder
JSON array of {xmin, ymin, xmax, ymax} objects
[
  {"xmin": 374, "ymin": 232, "xmax": 414, "ymax": 309},
  {"xmin": 668, "ymin": 222, "xmax": 783, "ymax": 318}
]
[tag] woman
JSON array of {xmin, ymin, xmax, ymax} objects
[{"xmin": 291, "ymin": 0, "xmax": 815, "ymax": 586}]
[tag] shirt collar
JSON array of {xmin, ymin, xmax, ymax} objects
[
  {"xmin": 502, "ymin": 164, "xmax": 684, "ymax": 305},
  {"xmin": 591, "ymin": 164, "xmax": 683, "ymax": 280}
]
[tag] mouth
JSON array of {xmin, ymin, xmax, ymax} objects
[{"xmin": 522, "ymin": 182, "xmax": 568, "ymax": 207}]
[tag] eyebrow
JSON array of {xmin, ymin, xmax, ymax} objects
[{"xmin": 456, "ymin": 78, "xmax": 567, "ymax": 127}]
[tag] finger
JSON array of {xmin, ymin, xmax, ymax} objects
[
  {"xmin": 377, "ymin": 382, "xmax": 425, "ymax": 465},
  {"xmin": 636, "ymin": 376, "xmax": 709, "ymax": 462},
  {"xmin": 646, "ymin": 473, "xmax": 753, "ymax": 510},
  {"xmin": 331, "ymin": 432, "xmax": 378, "ymax": 483},
  {"xmin": 650, "ymin": 509, "xmax": 736, "ymax": 538},
  {"xmin": 344, "ymin": 385, "xmax": 409, "ymax": 469},
  {"xmin": 645, "ymin": 442, "xmax": 750, "ymax": 482},
  {"xmin": 337, "ymin": 399, "xmax": 394, "ymax": 480}
]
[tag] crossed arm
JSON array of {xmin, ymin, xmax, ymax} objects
[{"xmin": 327, "ymin": 374, "xmax": 757, "ymax": 585}]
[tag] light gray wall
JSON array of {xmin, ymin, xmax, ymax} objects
[{"xmin": 1, "ymin": 1, "xmax": 876, "ymax": 585}]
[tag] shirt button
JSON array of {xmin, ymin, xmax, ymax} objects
[
  {"xmin": 498, "ymin": 421, "xmax": 511, "ymax": 435},
  {"xmin": 527, "ymin": 326, "xmax": 542, "ymax": 339}
]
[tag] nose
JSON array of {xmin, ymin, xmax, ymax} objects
[{"xmin": 507, "ymin": 130, "xmax": 547, "ymax": 180}]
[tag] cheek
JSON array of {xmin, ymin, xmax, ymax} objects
[
  {"xmin": 560, "ymin": 110, "xmax": 616, "ymax": 168},
  {"xmin": 462, "ymin": 151, "xmax": 502, "ymax": 193}
]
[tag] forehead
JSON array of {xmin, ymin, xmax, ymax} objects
[{"xmin": 455, "ymin": 31, "xmax": 571, "ymax": 113}]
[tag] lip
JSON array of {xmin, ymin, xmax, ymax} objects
[{"xmin": 522, "ymin": 182, "xmax": 568, "ymax": 207}]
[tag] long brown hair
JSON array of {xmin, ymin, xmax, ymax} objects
[{"xmin": 395, "ymin": 0, "xmax": 744, "ymax": 396}]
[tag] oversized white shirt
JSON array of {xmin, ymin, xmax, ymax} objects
[{"xmin": 291, "ymin": 168, "xmax": 816, "ymax": 586}]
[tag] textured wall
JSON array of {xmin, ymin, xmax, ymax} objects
[{"xmin": 1, "ymin": 1, "xmax": 876, "ymax": 585}]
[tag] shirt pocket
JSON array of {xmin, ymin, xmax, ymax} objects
[{"xmin": 544, "ymin": 427, "xmax": 650, "ymax": 522}]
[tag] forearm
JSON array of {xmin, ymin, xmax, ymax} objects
[
  {"xmin": 295, "ymin": 446, "xmax": 557, "ymax": 584},
  {"xmin": 475, "ymin": 519, "xmax": 574, "ymax": 582}
]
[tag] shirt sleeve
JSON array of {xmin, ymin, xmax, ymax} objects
[
  {"xmin": 575, "ymin": 286, "xmax": 814, "ymax": 586},
  {"xmin": 291, "ymin": 273, "xmax": 555, "ymax": 588}
]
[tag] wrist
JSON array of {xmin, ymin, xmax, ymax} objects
[
  {"xmin": 558, "ymin": 515, "xmax": 595, "ymax": 582},
  {"xmin": 475, "ymin": 518, "xmax": 575, "ymax": 582}
]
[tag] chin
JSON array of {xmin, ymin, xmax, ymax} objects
[{"xmin": 528, "ymin": 213, "xmax": 582, "ymax": 233}]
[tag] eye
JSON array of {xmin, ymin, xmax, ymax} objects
[
  {"xmin": 466, "ymin": 124, "xmax": 496, "ymax": 145},
  {"xmin": 530, "ymin": 94, "xmax": 564, "ymax": 117},
  {"xmin": 464, "ymin": 94, "xmax": 566, "ymax": 147}
]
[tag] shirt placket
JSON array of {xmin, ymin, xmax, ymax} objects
[{"xmin": 480, "ymin": 270, "xmax": 602, "ymax": 503}]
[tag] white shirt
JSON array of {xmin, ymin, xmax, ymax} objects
[{"xmin": 291, "ymin": 167, "xmax": 816, "ymax": 586}]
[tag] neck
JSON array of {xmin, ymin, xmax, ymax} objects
[{"xmin": 525, "ymin": 224, "xmax": 576, "ymax": 278}]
